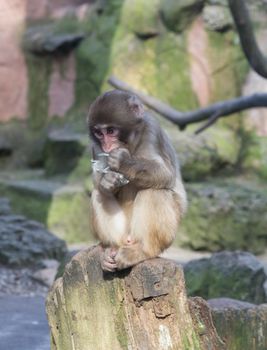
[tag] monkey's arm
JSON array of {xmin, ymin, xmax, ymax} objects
[
  {"xmin": 108, "ymin": 148, "xmax": 174, "ymax": 189},
  {"xmin": 92, "ymin": 145, "xmax": 125, "ymax": 195}
]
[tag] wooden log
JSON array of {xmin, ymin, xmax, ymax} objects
[{"xmin": 46, "ymin": 245, "xmax": 225, "ymax": 350}]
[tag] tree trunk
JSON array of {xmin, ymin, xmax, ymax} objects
[{"xmin": 46, "ymin": 245, "xmax": 225, "ymax": 350}]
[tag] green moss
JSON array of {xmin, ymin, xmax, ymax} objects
[
  {"xmin": 204, "ymin": 125, "xmax": 239, "ymax": 165},
  {"xmin": 207, "ymin": 31, "xmax": 248, "ymax": 102},
  {"xmin": 167, "ymin": 127, "xmax": 239, "ymax": 181},
  {"xmin": 24, "ymin": 1, "xmax": 124, "ymax": 127},
  {"xmin": 160, "ymin": 0, "xmax": 204, "ymax": 33},
  {"xmin": 26, "ymin": 54, "xmax": 52, "ymax": 130},
  {"xmin": 110, "ymin": 29, "xmax": 197, "ymax": 110},
  {"xmin": 47, "ymin": 191, "xmax": 92, "ymax": 243},
  {"xmin": 182, "ymin": 332, "xmax": 201, "ymax": 350},
  {"xmin": 72, "ymin": 0, "xmax": 124, "ymax": 111},
  {"xmin": 121, "ymin": 0, "xmax": 161, "ymax": 34},
  {"xmin": 258, "ymin": 137, "xmax": 267, "ymax": 179},
  {"xmin": 0, "ymin": 174, "xmax": 94, "ymax": 243},
  {"xmin": 44, "ymin": 134, "xmax": 87, "ymax": 176},
  {"xmin": 67, "ymin": 150, "xmax": 92, "ymax": 183},
  {"xmin": 178, "ymin": 181, "xmax": 267, "ymax": 253},
  {"xmin": 184, "ymin": 252, "xmax": 266, "ymax": 304},
  {"xmin": 111, "ymin": 285, "xmax": 128, "ymax": 349},
  {"xmin": 0, "ymin": 182, "xmax": 50, "ymax": 223},
  {"xmin": 212, "ymin": 309, "xmax": 267, "ymax": 350}
]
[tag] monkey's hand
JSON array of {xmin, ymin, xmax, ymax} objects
[
  {"xmin": 99, "ymin": 171, "xmax": 125, "ymax": 194},
  {"xmin": 108, "ymin": 148, "xmax": 131, "ymax": 172},
  {"xmin": 100, "ymin": 247, "xmax": 118, "ymax": 272}
]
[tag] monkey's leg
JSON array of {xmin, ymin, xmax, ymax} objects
[
  {"xmin": 115, "ymin": 189, "xmax": 181, "ymax": 270},
  {"xmin": 91, "ymin": 189, "xmax": 128, "ymax": 246},
  {"xmin": 91, "ymin": 189, "xmax": 129, "ymax": 271}
]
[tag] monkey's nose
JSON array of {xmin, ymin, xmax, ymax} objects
[{"xmin": 102, "ymin": 136, "xmax": 116, "ymax": 153}]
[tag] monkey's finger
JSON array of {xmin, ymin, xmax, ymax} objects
[
  {"xmin": 108, "ymin": 158, "xmax": 119, "ymax": 170},
  {"xmin": 102, "ymin": 260, "xmax": 117, "ymax": 272},
  {"xmin": 105, "ymin": 255, "xmax": 116, "ymax": 263}
]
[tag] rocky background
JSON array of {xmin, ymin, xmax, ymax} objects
[{"xmin": 0, "ymin": 0, "xmax": 266, "ymax": 251}]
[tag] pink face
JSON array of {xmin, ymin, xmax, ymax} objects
[{"xmin": 93, "ymin": 126, "xmax": 120, "ymax": 153}]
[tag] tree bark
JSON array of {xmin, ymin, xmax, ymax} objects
[{"xmin": 46, "ymin": 245, "xmax": 225, "ymax": 350}]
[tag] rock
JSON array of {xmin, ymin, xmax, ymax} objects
[
  {"xmin": 121, "ymin": 0, "xmax": 161, "ymax": 37},
  {"xmin": 180, "ymin": 181, "xmax": 267, "ymax": 253},
  {"xmin": 203, "ymin": 5, "xmax": 233, "ymax": 32},
  {"xmin": 0, "ymin": 207, "xmax": 67, "ymax": 266},
  {"xmin": 32, "ymin": 266, "xmax": 59, "ymax": 287},
  {"xmin": 171, "ymin": 131, "xmax": 238, "ymax": 181},
  {"xmin": 0, "ymin": 137, "xmax": 13, "ymax": 157},
  {"xmin": 33, "ymin": 259, "xmax": 60, "ymax": 286},
  {"xmin": 160, "ymin": 0, "xmax": 205, "ymax": 33},
  {"xmin": 0, "ymin": 198, "xmax": 11, "ymax": 216},
  {"xmin": 51, "ymin": 4, "xmax": 92, "ymax": 21},
  {"xmin": 110, "ymin": 28, "xmax": 198, "ymax": 112},
  {"xmin": 48, "ymin": 54, "xmax": 76, "ymax": 117},
  {"xmin": 24, "ymin": 26, "xmax": 84, "ymax": 55},
  {"xmin": 188, "ymin": 297, "xmax": 225, "ymax": 349},
  {"xmin": 40, "ymin": 259, "xmax": 60, "ymax": 269},
  {"xmin": 187, "ymin": 17, "xmax": 211, "ymax": 107},
  {"xmin": 0, "ymin": 265, "xmax": 49, "ymax": 297},
  {"xmin": 0, "ymin": 176, "xmax": 92, "ymax": 243},
  {"xmin": 207, "ymin": 0, "xmax": 227, "ymax": 5},
  {"xmin": 208, "ymin": 298, "xmax": 267, "ymax": 350},
  {"xmin": 44, "ymin": 130, "xmax": 87, "ymax": 176},
  {"xmin": 184, "ymin": 251, "xmax": 267, "ymax": 304},
  {"xmin": 0, "ymin": 0, "xmax": 28, "ymax": 122}
]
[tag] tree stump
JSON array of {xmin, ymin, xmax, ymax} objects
[{"xmin": 46, "ymin": 246, "xmax": 225, "ymax": 350}]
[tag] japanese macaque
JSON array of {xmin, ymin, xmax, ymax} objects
[{"xmin": 88, "ymin": 89, "xmax": 187, "ymax": 272}]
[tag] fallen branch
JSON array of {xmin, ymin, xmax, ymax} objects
[{"xmin": 108, "ymin": 76, "xmax": 267, "ymax": 132}]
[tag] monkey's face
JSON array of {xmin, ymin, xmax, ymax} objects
[
  {"xmin": 88, "ymin": 90, "xmax": 145, "ymax": 153},
  {"xmin": 93, "ymin": 125, "xmax": 121, "ymax": 153}
]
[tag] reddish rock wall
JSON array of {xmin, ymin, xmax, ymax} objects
[
  {"xmin": 0, "ymin": 0, "xmax": 28, "ymax": 121},
  {"xmin": 0, "ymin": 0, "xmax": 91, "ymax": 123},
  {"xmin": 188, "ymin": 17, "xmax": 211, "ymax": 107}
]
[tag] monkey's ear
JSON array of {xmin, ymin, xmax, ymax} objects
[{"xmin": 128, "ymin": 95, "xmax": 145, "ymax": 119}]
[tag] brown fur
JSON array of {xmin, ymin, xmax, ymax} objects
[{"xmin": 88, "ymin": 90, "xmax": 187, "ymax": 271}]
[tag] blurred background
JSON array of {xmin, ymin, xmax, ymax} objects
[
  {"xmin": 1, "ymin": 0, "xmax": 266, "ymax": 250},
  {"xmin": 0, "ymin": 1, "xmax": 267, "ymax": 348}
]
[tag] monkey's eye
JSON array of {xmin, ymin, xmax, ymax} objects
[
  {"xmin": 107, "ymin": 127, "xmax": 114, "ymax": 134},
  {"xmin": 107, "ymin": 127, "xmax": 119, "ymax": 136},
  {"xmin": 94, "ymin": 129, "xmax": 103, "ymax": 138}
]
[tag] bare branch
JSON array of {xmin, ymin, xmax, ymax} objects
[
  {"xmin": 195, "ymin": 111, "xmax": 222, "ymax": 135},
  {"xmin": 108, "ymin": 76, "xmax": 267, "ymax": 131},
  {"xmin": 228, "ymin": 0, "xmax": 267, "ymax": 78},
  {"xmin": 108, "ymin": 76, "xmax": 181, "ymax": 124}
]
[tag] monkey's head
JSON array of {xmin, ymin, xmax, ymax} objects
[{"xmin": 88, "ymin": 90, "xmax": 144, "ymax": 153}]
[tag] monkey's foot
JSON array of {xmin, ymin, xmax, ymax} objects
[
  {"xmin": 115, "ymin": 244, "xmax": 147, "ymax": 270},
  {"xmin": 101, "ymin": 247, "xmax": 118, "ymax": 272}
]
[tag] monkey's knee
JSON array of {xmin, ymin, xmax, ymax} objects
[
  {"xmin": 115, "ymin": 243, "xmax": 148, "ymax": 270},
  {"xmin": 131, "ymin": 189, "xmax": 180, "ymax": 250}
]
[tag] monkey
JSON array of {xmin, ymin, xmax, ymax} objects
[{"xmin": 87, "ymin": 89, "xmax": 187, "ymax": 272}]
